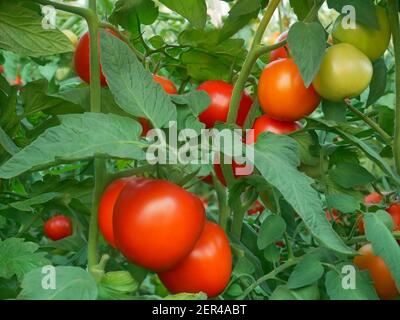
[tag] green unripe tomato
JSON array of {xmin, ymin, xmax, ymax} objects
[
  {"xmin": 331, "ymin": 6, "xmax": 391, "ymax": 62},
  {"xmin": 313, "ymin": 43, "xmax": 373, "ymax": 102}
]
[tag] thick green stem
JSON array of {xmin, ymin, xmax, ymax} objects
[
  {"xmin": 227, "ymin": 0, "xmax": 281, "ymax": 124},
  {"xmin": 213, "ymin": 175, "xmax": 229, "ymax": 231},
  {"xmin": 345, "ymin": 100, "xmax": 392, "ymax": 146},
  {"xmin": 238, "ymin": 258, "xmax": 299, "ymax": 299},
  {"xmin": 388, "ymin": 1, "xmax": 400, "ymax": 174}
]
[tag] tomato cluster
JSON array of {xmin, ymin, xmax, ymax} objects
[{"xmin": 98, "ymin": 177, "xmax": 232, "ymax": 298}]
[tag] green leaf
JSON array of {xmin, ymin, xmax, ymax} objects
[
  {"xmin": 0, "ymin": 238, "xmax": 49, "ymax": 280},
  {"xmin": 254, "ymin": 133, "xmax": 355, "ymax": 256},
  {"xmin": 326, "ymin": 194, "xmax": 360, "ymax": 214},
  {"xmin": 18, "ymin": 266, "xmax": 97, "ymax": 300},
  {"xmin": 325, "ymin": 265, "xmax": 379, "ymax": 300},
  {"xmin": 159, "ymin": 0, "xmax": 207, "ymax": 29},
  {"xmin": 321, "ymin": 100, "xmax": 347, "ymax": 122},
  {"xmin": 100, "ymin": 31, "xmax": 177, "ymax": 128},
  {"xmin": 364, "ymin": 212, "xmax": 400, "ymax": 289},
  {"xmin": 263, "ymin": 244, "xmax": 281, "ymax": 263},
  {"xmin": 287, "ymin": 255, "xmax": 324, "ymax": 289},
  {"xmin": 0, "ymin": 113, "xmax": 144, "ymax": 179},
  {"xmin": 8, "ymin": 192, "xmax": 60, "ymax": 211},
  {"xmin": 171, "ymin": 90, "xmax": 211, "ymax": 115},
  {"xmin": 270, "ymin": 284, "xmax": 320, "ymax": 300},
  {"xmin": 0, "ymin": 1, "xmax": 74, "ymax": 57},
  {"xmin": 257, "ymin": 215, "xmax": 286, "ymax": 250},
  {"xmin": 367, "ymin": 59, "xmax": 387, "ymax": 107},
  {"xmin": 329, "ymin": 163, "xmax": 376, "ymax": 189},
  {"xmin": 289, "ymin": 0, "xmax": 323, "ymax": 20},
  {"xmin": 288, "ymin": 21, "xmax": 327, "ymax": 87},
  {"xmin": 0, "ymin": 125, "xmax": 19, "ymax": 155}
]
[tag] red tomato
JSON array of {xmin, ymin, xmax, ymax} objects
[
  {"xmin": 44, "ymin": 215, "xmax": 73, "ymax": 241},
  {"xmin": 139, "ymin": 117, "xmax": 151, "ymax": 137},
  {"xmin": 325, "ymin": 209, "xmax": 342, "ymax": 224},
  {"xmin": 113, "ymin": 179, "xmax": 206, "ymax": 271},
  {"xmin": 197, "ymin": 80, "xmax": 253, "ymax": 128},
  {"xmin": 258, "ymin": 58, "xmax": 321, "ymax": 121},
  {"xmin": 0, "ymin": 65, "xmax": 4, "ymax": 73},
  {"xmin": 98, "ymin": 177, "xmax": 137, "ymax": 247},
  {"xmin": 153, "ymin": 74, "xmax": 178, "ymax": 94},
  {"xmin": 364, "ymin": 192, "xmax": 383, "ymax": 205},
  {"xmin": 354, "ymin": 244, "xmax": 399, "ymax": 300},
  {"xmin": 158, "ymin": 221, "xmax": 232, "ymax": 298},
  {"xmin": 74, "ymin": 29, "xmax": 120, "ymax": 86},
  {"xmin": 269, "ymin": 31, "xmax": 289, "ymax": 62},
  {"xmin": 359, "ymin": 203, "xmax": 400, "ymax": 234},
  {"xmin": 247, "ymin": 115, "xmax": 301, "ymax": 144},
  {"xmin": 248, "ymin": 200, "xmax": 265, "ymax": 215}
]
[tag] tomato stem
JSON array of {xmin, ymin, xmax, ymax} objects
[
  {"xmin": 346, "ymin": 232, "xmax": 400, "ymax": 245},
  {"xmin": 226, "ymin": 0, "xmax": 281, "ymax": 125},
  {"xmin": 237, "ymin": 257, "xmax": 299, "ymax": 299},
  {"xmin": 344, "ymin": 100, "xmax": 392, "ymax": 146},
  {"xmin": 388, "ymin": 0, "xmax": 400, "ymax": 175},
  {"xmin": 213, "ymin": 174, "xmax": 229, "ymax": 231}
]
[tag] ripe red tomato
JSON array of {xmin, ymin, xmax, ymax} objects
[
  {"xmin": 74, "ymin": 29, "xmax": 119, "ymax": 87},
  {"xmin": 197, "ymin": 80, "xmax": 253, "ymax": 128},
  {"xmin": 248, "ymin": 200, "xmax": 264, "ymax": 215},
  {"xmin": 158, "ymin": 221, "xmax": 232, "ymax": 298},
  {"xmin": 113, "ymin": 179, "xmax": 206, "ymax": 271},
  {"xmin": 354, "ymin": 244, "xmax": 399, "ymax": 300},
  {"xmin": 98, "ymin": 177, "xmax": 137, "ymax": 247},
  {"xmin": 358, "ymin": 203, "xmax": 400, "ymax": 234},
  {"xmin": 247, "ymin": 115, "xmax": 301, "ymax": 144},
  {"xmin": 364, "ymin": 192, "xmax": 383, "ymax": 205},
  {"xmin": 153, "ymin": 74, "xmax": 178, "ymax": 94},
  {"xmin": 258, "ymin": 58, "xmax": 321, "ymax": 121},
  {"xmin": 269, "ymin": 31, "xmax": 289, "ymax": 62},
  {"xmin": 0, "ymin": 65, "xmax": 4, "ymax": 73},
  {"xmin": 44, "ymin": 215, "xmax": 73, "ymax": 241}
]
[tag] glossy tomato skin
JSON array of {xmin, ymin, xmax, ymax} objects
[
  {"xmin": 258, "ymin": 59, "xmax": 321, "ymax": 121},
  {"xmin": 153, "ymin": 75, "xmax": 178, "ymax": 94},
  {"xmin": 332, "ymin": 6, "xmax": 391, "ymax": 62},
  {"xmin": 354, "ymin": 244, "xmax": 399, "ymax": 300},
  {"xmin": 44, "ymin": 215, "xmax": 73, "ymax": 241},
  {"xmin": 74, "ymin": 29, "xmax": 119, "ymax": 87},
  {"xmin": 364, "ymin": 192, "xmax": 383, "ymax": 205},
  {"xmin": 98, "ymin": 177, "xmax": 137, "ymax": 247},
  {"xmin": 197, "ymin": 80, "xmax": 253, "ymax": 128},
  {"xmin": 269, "ymin": 31, "xmax": 289, "ymax": 62},
  {"xmin": 248, "ymin": 115, "xmax": 301, "ymax": 144},
  {"xmin": 158, "ymin": 221, "xmax": 232, "ymax": 298},
  {"xmin": 113, "ymin": 179, "xmax": 206, "ymax": 271},
  {"xmin": 313, "ymin": 43, "xmax": 373, "ymax": 102}
]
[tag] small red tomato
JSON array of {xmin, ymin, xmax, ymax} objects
[
  {"xmin": 197, "ymin": 80, "xmax": 253, "ymax": 128},
  {"xmin": 113, "ymin": 179, "xmax": 206, "ymax": 271},
  {"xmin": 354, "ymin": 244, "xmax": 399, "ymax": 300},
  {"xmin": 74, "ymin": 29, "xmax": 120, "ymax": 86},
  {"xmin": 0, "ymin": 65, "xmax": 4, "ymax": 73},
  {"xmin": 269, "ymin": 31, "xmax": 289, "ymax": 62},
  {"xmin": 44, "ymin": 215, "xmax": 73, "ymax": 241},
  {"xmin": 153, "ymin": 74, "xmax": 178, "ymax": 94},
  {"xmin": 325, "ymin": 208, "xmax": 342, "ymax": 224},
  {"xmin": 248, "ymin": 200, "xmax": 265, "ymax": 215},
  {"xmin": 258, "ymin": 58, "xmax": 321, "ymax": 122},
  {"xmin": 158, "ymin": 221, "xmax": 232, "ymax": 298},
  {"xmin": 247, "ymin": 115, "xmax": 301, "ymax": 144},
  {"xmin": 98, "ymin": 177, "xmax": 137, "ymax": 247},
  {"xmin": 364, "ymin": 192, "xmax": 383, "ymax": 205},
  {"xmin": 139, "ymin": 117, "xmax": 152, "ymax": 137}
]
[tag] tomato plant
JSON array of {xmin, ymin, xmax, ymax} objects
[
  {"xmin": 1, "ymin": 0, "xmax": 400, "ymax": 303},
  {"xmin": 44, "ymin": 215, "xmax": 73, "ymax": 241}
]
